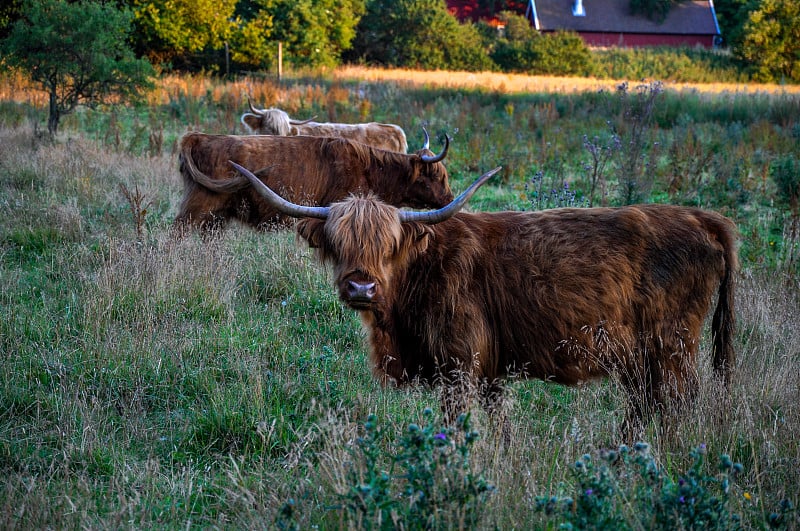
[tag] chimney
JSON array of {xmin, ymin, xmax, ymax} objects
[{"xmin": 573, "ymin": 0, "xmax": 586, "ymax": 16}]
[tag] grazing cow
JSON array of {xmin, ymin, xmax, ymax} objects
[
  {"xmin": 174, "ymin": 131, "xmax": 451, "ymax": 232},
  {"xmin": 231, "ymin": 161, "xmax": 737, "ymax": 435},
  {"xmin": 240, "ymin": 102, "xmax": 408, "ymax": 153}
]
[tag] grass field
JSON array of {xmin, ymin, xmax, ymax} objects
[{"xmin": 1, "ymin": 68, "xmax": 799, "ymax": 528}]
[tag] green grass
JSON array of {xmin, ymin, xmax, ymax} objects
[{"xmin": 0, "ymin": 73, "xmax": 799, "ymax": 528}]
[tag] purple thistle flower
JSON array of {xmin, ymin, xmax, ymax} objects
[{"xmin": 434, "ymin": 432, "xmax": 447, "ymax": 441}]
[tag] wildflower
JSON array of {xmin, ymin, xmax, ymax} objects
[
  {"xmin": 434, "ymin": 432, "xmax": 447, "ymax": 441},
  {"xmin": 744, "ymin": 492, "xmax": 752, "ymax": 501},
  {"xmin": 585, "ymin": 489, "xmax": 593, "ymax": 496}
]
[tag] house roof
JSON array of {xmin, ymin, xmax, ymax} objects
[{"xmin": 529, "ymin": 0, "xmax": 720, "ymax": 36}]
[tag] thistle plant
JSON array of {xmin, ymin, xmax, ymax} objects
[
  {"xmin": 336, "ymin": 410, "xmax": 495, "ymax": 530},
  {"xmin": 533, "ymin": 443, "xmax": 794, "ymax": 530},
  {"xmin": 526, "ymin": 170, "xmax": 587, "ymax": 210}
]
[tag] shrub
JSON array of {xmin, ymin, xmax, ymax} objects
[
  {"xmin": 335, "ymin": 411, "xmax": 495, "ymax": 529},
  {"xmin": 492, "ymin": 30, "xmax": 594, "ymax": 77},
  {"xmin": 770, "ymin": 153, "xmax": 800, "ymax": 213},
  {"xmin": 533, "ymin": 443, "xmax": 792, "ymax": 530}
]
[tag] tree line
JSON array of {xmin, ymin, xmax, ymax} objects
[{"xmin": 1, "ymin": 0, "xmax": 798, "ymax": 134}]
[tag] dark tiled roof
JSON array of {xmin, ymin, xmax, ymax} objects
[{"xmin": 531, "ymin": 0, "xmax": 720, "ymax": 35}]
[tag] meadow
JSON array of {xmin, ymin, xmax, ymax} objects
[{"xmin": 0, "ymin": 68, "xmax": 798, "ymax": 529}]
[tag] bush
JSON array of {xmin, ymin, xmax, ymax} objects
[
  {"xmin": 770, "ymin": 153, "xmax": 800, "ymax": 212},
  {"xmin": 534, "ymin": 443, "xmax": 795, "ymax": 530},
  {"xmin": 492, "ymin": 30, "xmax": 593, "ymax": 77},
  {"xmin": 334, "ymin": 411, "xmax": 495, "ymax": 529}
]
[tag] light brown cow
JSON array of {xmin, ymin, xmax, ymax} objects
[
  {"xmin": 232, "ymin": 161, "xmax": 738, "ymax": 437},
  {"xmin": 240, "ymin": 103, "xmax": 408, "ymax": 153},
  {"xmin": 174, "ymin": 132, "xmax": 451, "ymax": 232}
]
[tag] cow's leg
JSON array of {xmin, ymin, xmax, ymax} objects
[
  {"xmin": 438, "ymin": 370, "xmax": 472, "ymax": 426},
  {"xmin": 173, "ymin": 191, "xmax": 228, "ymax": 237},
  {"xmin": 652, "ymin": 333, "xmax": 700, "ymax": 440},
  {"xmin": 617, "ymin": 345, "xmax": 657, "ymax": 442},
  {"xmin": 479, "ymin": 379, "xmax": 510, "ymax": 445},
  {"xmin": 622, "ymin": 331, "xmax": 700, "ymax": 442}
]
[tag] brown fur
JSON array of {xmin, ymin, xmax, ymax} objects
[
  {"xmin": 174, "ymin": 132, "xmax": 452, "ymax": 231},
  {"xmin": 297, "ymin": 199, "xmax": 738, "ymax": 433},
  {"xmin": 241, "ymin": 107, "xmax": 408, "ymax": 153}
]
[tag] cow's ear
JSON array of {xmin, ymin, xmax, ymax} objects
[
  {"xmin": 402, "ymin": 223, "xmax": 432, "ymax": 255},
  {"xmin": 241, "ymin": 113, "xmax": 261, "ymax": 132},
  {"xmin": 297, "ymin": 219, "xmax": 326, "ymax": 248}
]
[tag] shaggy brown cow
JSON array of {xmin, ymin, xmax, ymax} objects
[
  {"xmin": 231, "ymin": 161, "xmax": 737, "ymax": 435},
  {"xmin": 174, "ymin": 132, "xmax": 451, "ymax": 231},
  {"xmin": 240, "ymin": 103, "xmax": 408, "ymax": 153}
]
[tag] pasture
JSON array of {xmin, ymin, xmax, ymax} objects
[{"xmin": 0, "ymin": 70, "xmax": 798, "ymax": 528}]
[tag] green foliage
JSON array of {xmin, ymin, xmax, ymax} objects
[
  {"xmin": 629, "ymin": 0, "xmax": 677, "ymax": 23},
  {"xmin": 610, "ymin": 81, "xmax": 664, "ymax": 204},
  {"xmin": 346, "ymin": 0, "xmax": 494, "ymax": 72},
  {"xmin": 1, "ymin": 0, "xmax": 154, "ymax": 135},
  {"xmin": 736, "ymin": 0, "xmax": 800, "ymax": 83},
  {"xmin": 714, "ymin": 0, "xmax": 760, "ymax": 49},
  {"xmin": 0, "ymin": 0, "xmax": 22, "ymax": 38},
  {"xmin": 336, "ymin": 411, "xmax": 495, "ymax": 529},
  {"xmin": 534, "ymin": 443, "xmax": 760, "ymax": 530},
  {"xmin": 530, "ymin": 31, "xmax": 594, "ymax": 76},
  {"xmin": 770, "ymin": 153, "xmax": 800, "ymax": 211},
  {"xmin": 131, "ymin": 0, "xmax": 237, "ymax": 67},
  {"xmin": 228, "ymin": 3, "xmax": 276, "ymax": 69},
  {"xmin": 492, "ymin": 27, "xmax": 593, "ymax": 76},
  {"xmin": 592, "ymin": 46, "xmax": 747, "ymax": 83},
  {"xmin": 525, "ymin": 171, "xmax": 587, "ymax": 210},
  {"xmin": 264, "ymin": 0, "xmax": 366, "ymax": 68}
]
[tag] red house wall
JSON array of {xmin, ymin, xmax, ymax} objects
[{"xmin": 568, "ymin": 32, "xmax": 716, "ymax": 49}]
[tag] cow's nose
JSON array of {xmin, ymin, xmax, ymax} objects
[{"xmin": 347, "ymin": 280, "xmax": 376, "ymax": 301}]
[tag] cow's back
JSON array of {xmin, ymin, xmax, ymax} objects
[
  {"xmin": 176, "ymin": 133, "xmax": 367, "ymax": 229},
  {"xmin": 297, "ymin": 123, "xmax": 408, "ymax": 153},
  {"xmin": 389, "ymin": 205, "xmax": 734, "ymax": 385}
]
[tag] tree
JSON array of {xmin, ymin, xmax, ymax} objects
[
  {"xmin": 490, "ymin": 13, "xmax": 592, "ymax": 76},
  {"xmin": 1, "ymin": 0, "xmax": 154, "ymax": 135},
  {"xmin": 265, "ymin": 0, "xmax": 366, "ymax": 68},
  {"xmin": 629, "ymin": 0, "xmax": 677, "ymax": 22},
  {"xmin": 228, "ymin": 0, "xmax": 276, "ymax": 69},
  {"xmin": 736, "ymin": 0, "xmax": 800, "ymax": 83},
  {"xmin": 713, "ymin": 0, "xmax": 760, "ymax": 49},
  {"xmin": 130, "ymin": 0, "xmax": 237, "ymax": 68},
  {"xmin": 0, "ymin": 0, "xmax": 23, "ymax": 39},
  {"xmin": 128, "ymin": 0, "xmax": 363, "ymax": 71},
  {"xmin": 346, "ymin": 0, "xmax": 494, "ymax": 72}
]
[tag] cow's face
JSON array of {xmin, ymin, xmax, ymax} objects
[
  {"xmin": 405, "ymin": 153, "xmax": 453, "ymax": 209},
  {"xmin": 240, "ymin": 108, "xmax": 291, "ymax": 135},
  {"xmin": 297, "ymin": 196, "xmax": 431, "ymax": 311}
]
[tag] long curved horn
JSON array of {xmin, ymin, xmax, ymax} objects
[
  {"xmin": 289, "ymin": 116, "xmax": 318, "ymax": 125},
  {"xmin": 229, "ymin": 161, "xmax": 329, "ymax": 220},
  {"xmin": 422, "ymin": 127, "xmax": 430, "ymax": 150},
  {"xmin": 247, "ymin": 97, "xmax": 261, "ymax": 115},
  {"xmin": 419, "ymin": 134, "xmax": 449, "ymax": 163},
  {"xmin": 399, "ymin": 166, "xmax": 502, "ymax": 224}
]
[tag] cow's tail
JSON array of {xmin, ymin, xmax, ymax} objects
[
  {"xmin": 710, "ymin": 216, "xmax": 738, "ymax": 387},
  {"xmin": 178, "ymin": 139, "xmax": 250, "ymax": 194}
]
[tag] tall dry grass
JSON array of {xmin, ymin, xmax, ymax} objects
[{"xmin": 1, "ymin": 72, "xmax": 799, "ymax": 527}]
